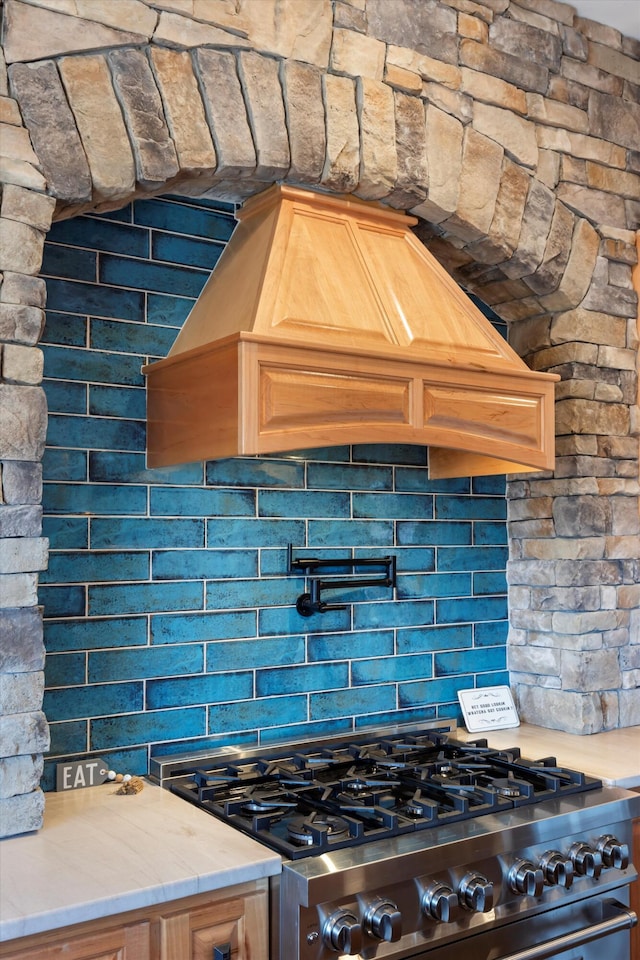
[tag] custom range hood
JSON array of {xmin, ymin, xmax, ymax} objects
[{"xmin": 143, "ymin": 185, "xmax": 558, "ymax": 478}]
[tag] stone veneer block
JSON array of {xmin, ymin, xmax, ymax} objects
[
  {"xmin": 489, "ymin": 16, "xmax": 562, "ymax": 70},
  {"xmin": 238, "ymin": 52, "xmax": 290, "ymax": 180},
  {"xmin": 557, "ymin": 182, "xmax": 628, "ymax": 229},
  {"xmin": 385, "ymin": 91, "xmax": 428, "ymax": 208},
  {"xmin": 0, "ymin": 788, "xmax": 44, "ymax": 838},
  {"xmin": 515, "ymin": 685, "xmax": 611, "ymax": 734},
  {"xmin": 0, "ymin": 184, "xmax": 55, "ymax": 232},
  {"xmin": 540, "ymin": 216, "xmax": 599, "ymax": 311},
  {"xmin": 587, "ymin": 42, "xmax": 640, "ymax": 87},
  {"xmin": 151, "ymin": 47, "xmax": 216, "ymax": 176},
  {"xmin": 355, "ymin": 76, "xmax": 397, "ymax": 200},
  {"xmin": 1, "ymin": 460, "xmax": 42, "ymax": 504},
  {"xmin": 589, "ymin": 90, "xmax": 640, "ymax": 152},
  {"xmin": 0, "ymin": 218, "xmax": 44, "ymax": 277},
  {"xmin": 472, "ymin": 101, "xmax": 538, "ymax": 167},
  {"xmin": 367, "ymin": 0, "xmax": 459, "ymax": 65},
  {"xmin": 0, "ymin": 121, "xmax": 39, "ymax": 166},
  {"xmin": 282, "ymin": 60, "xmax": 326, "ymax": 183},
  {"xmin": 330, "ymin": 27, "xmax": 386, "ymax": 81},
  {"xmin": 551, "ymin": 307, "xmax": 628, "ymax": 347},
  {"xmin": 386, "ymin": 44, "xmax": 461, "ymax": 88},
  {"xmin": 0, "ymin": 607, "xmax": 44, "ymax": 674},
  {"xmin": 0, "ymin": 302, "xmax": 44, "ymax": 345},
  {"xmin": 410, "ymin": 104, "xmax": 463, "ymax": 223},
  {"xmin": 526, "ymin": 92, "xmax": 589, "ymax": 132},
  {"xmin": 0, "ymin": 272, "xmax": 47, "ymax": 308},
  {"xmin": 0, "ymin": 672, "xmax": 45, "ymax": 715},
  {"xmin": 468, "ymin": 157, "xmax": 531, "ymax": 264},
  {"xmin": 0, "ymin": 505, "xmax": 42, "ymax": 540},
  {"xmin": 1, "ymin": 0, "xmax": 147, "ymax": 64},
  {"xmin": 195, "ymin": 49, "xmax": 256, "ymax": 179},
  {"xmin": 108, "ymin": 49, "xmax": 179, "ymax": 189},
  {"xmin": 446, "ymin": 127, "xmax": 503, "ymax": 242},
  {"xmin": 321, "ymin": 73, "xmax": 359, "ymax": 192},
  {"xmin": 0, "ymin": 710, "xmax": 49, "ymax": 757},
  {"xmin": 0, "ymin": 156, "xmax": 46, "ymax": 193},
  {"xmin": 0, "ymin": 753, "xmax": 43, "ymax": 800},
  {"xmin": 8, "ymin": 60, "xmax": 91, "ymax": 204},
  {"xmin": 154, "ymin": 10, "xmax": 250, "ymax": 51},
  {"xmin": 59, "ymin": 54, "xmax": 136, "ymax": 201},
  {"xmin": 0, "ymin": 537, "xmax": 48, "ymax": 574},
  {"xmin": 523, "ymin": 200, "xmax": 574, "ymax": 295},
  {"xmin": 460, "ymin": 67, "xmax": 527, "ymax": 114},
  {"xmin": 2, "ymin": 343, "xmax": 44, "ymax": 384},
  {"xmin": 459, "ymin": 38, "xmax": 548, "ymax": 93},
  {"xmin": 0, "ymin": 384, "xmax": 47, "ymax": 460},
  {"xmin": 503, "ymin": 179, "xmax": 555, "ymax": 279}
]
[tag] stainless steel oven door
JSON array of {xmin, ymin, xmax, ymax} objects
[{"xmin": 403, "ymin": 897, "xmax": 636, "ymax": 960}]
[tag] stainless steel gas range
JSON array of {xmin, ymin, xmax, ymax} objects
[{"xmin": 151, "ymin": 725, "xmax": 639, "ymax": 960}]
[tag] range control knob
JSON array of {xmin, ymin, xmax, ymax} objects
[
  {"xmin": 458, "ymin": 873, "xmax": 494, "ymax": 913},
  {"xmin": 597, "ymin": 834, "xmax": 629, "ymax": 870},
  {"xmin": 322, "ymin": 909, "xmax": 363, "ymax": 955},
  {"xmin": 539, "ymin": 850, "xmax": 574, "ymax": 889},
  {"xmin": 363, "ymin": 897, "xmax": 402, "ymax": 942},
  {"xmin": 569, "ymin": 842, "xmax": 603, "ymax": 879},
  {"xmin": 508, "ymin": 859, "xmax": 544, "ymax": 898},
  {"xmin": 421, "ymin": 881, "xmax": 460, "ymax": 923}
]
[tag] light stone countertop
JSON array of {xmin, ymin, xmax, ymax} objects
[
  {"xmin": 454, "ymin": 722, "xmax": 640, "ymax": 789},
  {"xmin": 0, "ymin": 780, "xmax": 281, "ymax": 944}
]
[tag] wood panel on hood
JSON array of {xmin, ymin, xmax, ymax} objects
[{"xmin": 143, "ymin": 186, "xmax": 558, "ymax": 477}]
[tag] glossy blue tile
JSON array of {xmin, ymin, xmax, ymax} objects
[
  {"xmin": 206, "ymin": 457, "xmax": 305, "ymax": 488},
  {"xmin": 133, "ymin": 198, "xmax": 236, "ymax": 241},
  {"xmin": 474, "ymin": 620, "xmax": 508, "ymax": 646},
  {"xmin": 396, "ymin": 470, "xmax": 470, "ymax": 493},
  {"xmin": 258, "ymin": 490, "xmax": 350, "ymax": 519},
  {"xmin": 259, "ymin": 604, "xmax": 350, "ymax": 636},
  {"xmin": 91, "ymin": 518, "xmax": 204, "ymax": 549},
  {"xmin": 434, "ymin": 646, "xmax": 506, "ymax": 677},
  {"xmin": 353, "ymin": 599, "xmax": 434, "ymax": 631},
  {"xmin": 396, "ymin": 521, "xmax": 472, "ymax": 546},
  {"xmin": 208, "ymin": 695, "xmax": 307, "ymax": 734},
  {"xmin": 43, "ymin": 482, "xmax": 147, "ymax": 516},
  {"xmin": 39, "ymin": 584, "xmax": 85, "ymax": 618},
  {"xmin": 48, "ymin": 216, "xmax": 149, "ymax": 257},
  {"xmin": 46, "ymin": 414, "xmax": 145, "ymax": 452},
  {"xmin": 89, "ymin": 644, "xmax": 203, "ymax": 682},
  {"xmin": 473, "ymin": 571, "xmax": 508, "ymax": 595},
  {"xmin": 100, "ymin": 254, "xmax": 209, "ymax": 299},
  {"xmin": 396, "ymin": 572, "xmax": 471, "ymax": 599},
  {"xmin": 310, "ymin": 685, "xmax": 396, "ymax": 721},
  {"xmin": 146, "ymin": 293, "xmax": 195, "ymax": 328},
  {"xmin": 437, "ymin": 546, "xmax": 508, "ymax": 572},
  {"xmin": 152, "ymin": 233, "xmax": 224, "ymax": 270},
  {"xmin": 278, "ymin": 445, "xmax": 350, "ymax": 461},
  {"xmin": 260, "ymin": 718, "xmax": 352, "ymax": 745},
  {"xmin": 89, "ymin": 451, "xmax": 202, "ymax": 485},
  {"xmin": 91, "ymin": 707, "xmax": 206, "ymax": 749},
  {"xmin": 89, "ymin": 384, "xmax": 146, "ymax": 419},
  {"xmin": 307, "ymin": 519, "xmax": 393, "ymax": 547},
  {"xmin": 44, "ymin": 682, "xmax": 142, "ymax": 721},
  {"xmin": 396, "ymin": 624, "xmax": 473, "ymax": 654},
  {"xmin": 353, "ymin": 492, "xmax": 433, "ymax": 520},
  {"xmin": 44, "ymin": 617, "xmax": 148, "ymax": 652},
  {"xmin": 47, "ymin": 719, "xmax": 88, "ymax": 756},
  {"xmin": 398, "ymin": 676, "xmax": 461, "ymax": 707},
  {"xmin": 474, "ymin": 521, "xmax": 508, "ymax": 545},
  {"xmin": 476, "ymin": 671, "xmax": 509, "ymax": 688},
  {"xmin": 151, "ymin": 486, "xmax": 255, "ymax": 517},
  {"xmin": 146, "ymin": 671, "xmax": 252, "ymax": 709},
  {"xmin": 352, "ymin": 654, "xmax": 432, "ymax": 686},
  {"xmin": 43, "ymin": 380, "xmax": 87, "ymax": 415},
  {"xmin": 256, "ymin": 662, "xmax": 348, "ymax": 697},
  {"xmin": 41, "ymin": 551, "xmax": 149, "ymax": 585},
  {"xmin": 45, "ymin": 652, "xmax": 86, "ymax": 688},
  {"xmin": 307, "ymin": 630, "xmax": 394, "ymax": 663},
  {"xmin": 164, "ymin": 194, "xmax": 235, "ymax": 214},
  {"xmin": 207, "ymin": 635, "xmax": 305, "ymax": 671},
  {"xmin": 153, "ymin": 549, "xmax": 258, "ymax": 581},
  {"xmin": 44, "ymin": 344, "xmax": 145, "ymax": 386},
  {"xmin": 41, "ymin": 244, "xmax": 97, "ymax": 282},
  {"xmin": 436, "ymin": 496, "xmax": 507, "ymax": 521},
  {"xmin": 42, "ymin": 311, "xmax": 87, "ymax": 347},
  {"xmin": 46, "ymin": 278, "xmax": 144, "ymax": 321},
  {"xmin": 42, "ymin": 517, "xmax": 88, "ymax": 550},
  {"xmin": 42, "ymin": 448, "xmax": 87, "ymax": 482},
  {"xmin": 88, "ymin": 580, "xmax": 203, "ymax": 616},
  {"xmin": 436, "ymin": 595, "xmax": 508, "ymax": 625},
  {"xmin": 151, "ymin": 610, "xmax": 256, "ymax": 644},
  {"xmin": 206, "ymin": 576, "xmax": 302, "ymax": 610},
  {"xmin": 307, "ymin": 463, "xmax": 392, "ymax": 491},
  {"xmin": 355, "ymin": 706, "xmax": 437, "ymax": 728},
  {"xmin": 206, "ymin": 518, "xmax": 305, "ymax": 548},
  {"xmin": 353, "ymin": 444, "xmax": 427, "ymax": 465},
  {"xmin": 94, "ymin": 204, "xmax": 134, "ymax": 223},
  {"xmin": 473, "ymin": 475, "xmax": 506, "ymax": 496},
  {"xmin": 90, "ymin": 317, "xmax": 177, "ymax": 359}
]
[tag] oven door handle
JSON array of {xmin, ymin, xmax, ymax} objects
[{"xmin": 495, "ymin": 899, "xmax": 637, "ymax": 960}]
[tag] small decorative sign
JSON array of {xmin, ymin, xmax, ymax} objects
[
  {"xmin": 458, "ymin": 686, "xmax": 520, "ymax": 733},
  {"xmin": 56, "ymin": 759, "xmax": 109, "ymax": 791}
]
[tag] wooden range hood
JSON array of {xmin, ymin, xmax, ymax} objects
[{"xmin": 143, "ymin": 185, "xmax": 558, "ymax": 478}]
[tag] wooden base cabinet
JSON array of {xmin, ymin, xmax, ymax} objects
[{"xmin": 0, "ymin": 880, "xmax": 268, "ymax": 960}]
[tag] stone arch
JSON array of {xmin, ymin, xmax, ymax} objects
[{"xmin": 1, "ymin": 0, "xmax": 638, "ymax": 836}]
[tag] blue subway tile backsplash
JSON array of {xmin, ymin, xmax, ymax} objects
[{"xmin": 40, "ymin": 194, "xmax": 509, "ymax": 788}]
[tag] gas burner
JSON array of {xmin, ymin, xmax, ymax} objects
[
  {"xmin": 287, "ymin": 813, "xmax": 350, "ymax": 845},
  {"xmin": 492, "ymin": 777, "xmax": 525, "ymax": 798},
  {"xmin": 237, "ymin": 787, "xmax": 293, "ymax": 817}
]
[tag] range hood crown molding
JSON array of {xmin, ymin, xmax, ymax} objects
[{"xmin": 143, "ymin": 185, "xmax": 558, "ymax": 478}]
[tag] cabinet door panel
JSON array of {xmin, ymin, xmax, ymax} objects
[
  {"xmin": 159, "ymin": 889, "xmax": 267, "ymax": 960},
  {"xmin": 1, "ymin": 921, "xmax": 150, "ymax": 960}
]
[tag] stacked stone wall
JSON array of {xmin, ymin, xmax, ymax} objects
[{"xmin": 0, "ymin": 0, "xmax": 638, "ymax": 835}]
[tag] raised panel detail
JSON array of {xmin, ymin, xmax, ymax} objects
[
  {"xmin": 423, "ymin": 384, "xmax": 542, "ymax": 447},
  {"xmin": 260, "ymin": 366, "xmax": 412, "ymax": 431}
]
